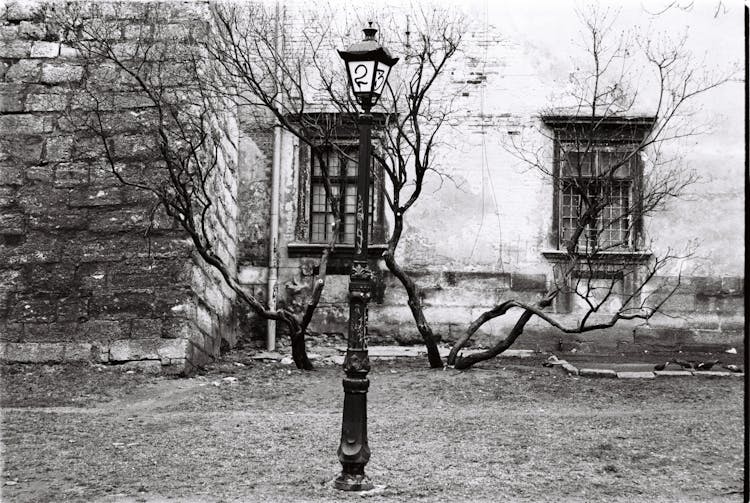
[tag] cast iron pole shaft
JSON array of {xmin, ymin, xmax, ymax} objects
[{"xmin": 335, "ymin": 112, "xmax": 374, "ymax": 491}]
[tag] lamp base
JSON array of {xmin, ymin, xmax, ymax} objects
[{"xmin": 333, "ymin": 472, "xmax": 374, "ymax": 491}]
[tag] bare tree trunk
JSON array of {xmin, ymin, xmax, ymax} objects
[
  {"xmin": 450, "ymin": 292, "xmax": 556, "ymax": 369},
  {"xmin": 384, "ymin": 216, "xmax": 443, "ymax": 368}
]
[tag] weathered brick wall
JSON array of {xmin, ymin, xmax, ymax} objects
[{"xmin": 0, "ymin": 0, "xmax": 240, "ymax": 373}]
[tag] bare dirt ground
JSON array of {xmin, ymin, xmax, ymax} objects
[{"xmin": 0, "ymin": 351, "xmax": 744, "ymax": 503}]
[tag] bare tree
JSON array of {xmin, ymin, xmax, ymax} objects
[
  {"xmin": 203, "ymin": 3, "xmax": 466, "ymax": 368},
  {"xmin": 446, "ymin": 6, "xmax": 737, "ymax": 368}
]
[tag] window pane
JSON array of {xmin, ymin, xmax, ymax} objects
[
  {"xmin": 343, "ymin": 215, "xmax": 355, "ymax": 244},
  {"xmin": 344, "ymin": 185, "xmax": 357, "ymax": 214},
  {"xmin": 600, "ymin": 151, "xmax": 632, "ymax": 179},
  {"xmin": 328, "ymin": 152, "xmax": 340, "ymax": 177},
  {"xmin": 562, "ymin": 150, "xmax": 594, "ymax": 177},
  {"xmin": 312, "ymin": 150, "xmax": 340, "ymax": 177},
  {"xmin": 311, "ymin": 213, "xmax": 326, "ymax": 242}
]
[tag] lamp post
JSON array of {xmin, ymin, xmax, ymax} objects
[{"xmin": 334, "ymin": 23, "xmax": 398, "ymax": 492}]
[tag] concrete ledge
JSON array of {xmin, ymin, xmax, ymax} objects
[
  {"xmin": 654, "ymin": 370, "xmax": 693, "ymax": 377},
  {"xmin": 693, "ymin": 371, "xmax": 736, "ymax": 377},
  {"xmin": 616, "ymin": 371, "xmax": 656, "ymax": 379},
  {"xmin": 579, "ymin": 368, "xmax": 617, "ymax": 378}
]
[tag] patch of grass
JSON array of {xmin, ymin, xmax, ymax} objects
[{"xmin": 0, "ymin": 356, "xmax": 743, "ymax": 502}]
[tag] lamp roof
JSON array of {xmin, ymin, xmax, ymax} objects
[{"xmin": 338, "ymin": 22, "xmax": 399, "ymax": 65}]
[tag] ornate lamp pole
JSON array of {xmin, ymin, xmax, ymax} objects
[{"xmin": 334, "ymin": 23, "xmax": 398, "ymax": 492}]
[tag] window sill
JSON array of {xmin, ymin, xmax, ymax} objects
[
  {"xmin": 287, "ymin": 242, "xmax": 388, "ymax": 259},
  {"xmin": 541, "ymin": 249, "xmax": 652, "ymax": 263}
]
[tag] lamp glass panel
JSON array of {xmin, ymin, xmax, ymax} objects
[
  {"xmin": 372, "ymin": 63, "xmax": 392, "ymax": 97},
  {"xmin": 347, "ymin": 60, "xmax": 376, "ymax": 95}
]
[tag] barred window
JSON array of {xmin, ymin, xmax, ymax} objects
[
  {"xmin": 310, "ymin": 147, "xmax": 377, "ymax": 244},
  {"xmin": 559, "ymin": 148, "xmax": 636, "ymax": 251}
]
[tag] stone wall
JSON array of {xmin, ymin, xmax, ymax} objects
[{"xmin": 0, "ymin": 0, "xmax": 240, "ymax": 373}]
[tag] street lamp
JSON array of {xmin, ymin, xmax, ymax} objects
[{"xmin": 334, "ymin": 22, "xmax": 398, "ymax": 492}]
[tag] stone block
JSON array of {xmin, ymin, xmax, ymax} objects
[
  {"xmin": 41, "ymin": 64, "xmax": 84, "ymax": 84},
  {"xmin": 25, "ymin": 90, "xmax": 70, "ymax": 112},
  {"xmin": 17, "ymin": 21, "xmax": 46, "ymax": 39},
  {"xmin": 62, "ymin": 343, "xmax": 95, "ymax": 361},
  {"xmin": 719, "ymin": 318, "xmax": 744, "ymax": 332},
  {"xmin": 59, "ymin": 45, "xmax": 80, "ymax": 58},
  {"xmin": 0, "ymin": 232, "xmax": 62, "ymax": 264},
  {"xmin": 25, "ymin": 164, "xmax": 54, "ymax": 182},
  {"xmin": 0, "ymin": 84, "xmax": 25, "ymax": 112},
  {"xmin": 0, "ymin": 166, "xmax": 24, "ymax": 185},
  {"xmin": 57, "ymin": 297, "xmax": 89, "ymax": 322},
  {"xmin": 0, "ymin": 212, "xmax": 25, "ymax": 235},
  {"xmin": 28, "ymin": 210, "xmax": 89, "ymax": 231},
  {"xmin": 4, "ymin": 59, "xmax": 41, "ymax": 83},
  {"xmin": 0, "ymin": 40, "xmax": 31, "ymax": 58},
  {"xmin": 617, "ymin": 371, "xmax": 655, "ymax": 379},
  {"xmin": 29, "ymin": 41, "xmax": 60, "ymax": 58},
  {"xmin": 0, "ymin": 322, "xmax": 23, "ymax": 342},
  {"xmin": 661, "ymin": 293, "xmax": 696, "ymax": 312},
  {"xmin": 88, "ymin": 208, "xmax": 149, "ymax": 233},
  {"xmin": 109, "ymin": 338, "xmax": 161, "ymax": 362},
  {"xmin": 162, "ymin": 318, "xmax": 197, "ymax": 339},
  {"xmin": 81, "ymin": 320, "xmax": 128, "ymax": 340},
  {"xmin": 715, "ymin": 296, "xmax": 743, "ymax": 316},
  {"xmin": 511, "ymin": 273, "xmax": 547, "ymax": 291},
  {"xmin": 94, "ymin": 289, "xmax": 191, "ymax": 320},
  {"xmin": 130, "ymin": 319, "xmax": 163, "ymax": 339},
  {"xmin": 694, "ymin": 277, "xmax": 723, "ymax": 296},
  {"xmin": 720, "ymin": 277, "xmax": 742, "ymax": 295},
  {"xmin": 633, "ymin": 326, "xmax": 694, "ymax": 347},
  {"xmin": 5, "ymin": 1, "xmax": 43, "ymax": 22},
  {"xmin": 579, "ymin": 368, "xmax": 617, "ymax": 378},
  {"xmin": 17, "ymin": 186, "xmax": 70, "ymax": 216},
  {"xmin": 9, "ymin": 136, "xmax": 45, "ymax": 165},
  {"xmin": 422, "ymin": 287, "xmax": 499, "ymax": 308},
  {"xmin": 0, "ymin": 25, "xmax": 19, "ymax": 40},
  {"xmin": 73, "ymin": 136, "xmax": 108, "ymax": 161},
  {"xmin": 0, "ymin": 186, "xmax": 17, "ymax": 207},
  {"xmin": 54, "ymin": 162, "xmax": 90, "ymax": 188},
  {"xmin": 0, "ymin": 342, "xmax": 65, "ymax": 363},
  {"xmin": 28, "ymin": 263, "xmax": 77, "ymax": 291},
  {"xmin": 157, "ymin": 338, "xmax": 189, "ymax": 362},
  {"xmin": 0, "ymin": 114, "xmax": 51, "ymax": 134},
  {"xmin": 68, "ymin": 186, "xmax": 123, "ymax": 207},
  {"xmin": 9, "ymin": 294, "xmax": 57, "ymax": 323},
  {"xmin": 441, "ymin": 271, "xmax": 511, "ymax": 290},
  {"xmin": 109, "ymin": 134, "xmax": 158, "ymax": 159}
]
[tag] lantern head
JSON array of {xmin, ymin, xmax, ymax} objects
[{"xmin": 338, "ymin": 22, "xmax": 399, "ymax": 112}]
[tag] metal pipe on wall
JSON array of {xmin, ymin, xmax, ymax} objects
[{"xmin": 266, "ymin": 1, "xmax": 284, "ymax": 351}]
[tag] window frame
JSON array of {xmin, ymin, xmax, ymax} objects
[
  {"xmin": 289, "ymin": 126, "xmax": 388, "ymax": 262},
  {"xmin": 308, "ymin": 144, "xmax": 380, "ymax": 246},
  {"xmin": 557, "ymin": 144, "xmax": 636, "ymax": 252},
  {"xmin": 544, "ymin": 116, "xmax": 654, "ymax": 254}
]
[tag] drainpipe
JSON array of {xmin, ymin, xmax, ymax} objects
[{"xmin": 266, "ymin": 2, "xmax": 284, "ymax": 351}]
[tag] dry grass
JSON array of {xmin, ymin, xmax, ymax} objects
[{"xmin": 0, "ymin": 354, "xmax": 743, "ymax": 502}]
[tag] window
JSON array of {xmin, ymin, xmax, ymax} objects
[
  {"xmin": 309, "ymin": 146, "xmax": 378, "ymax": 245},
  {"xmin": 559, "ymin": 148, "xmax": 636, "ymax": 251},
  {"xmin": 542, "ymin": 115, "xmax": 653, "ymax": 255}
]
